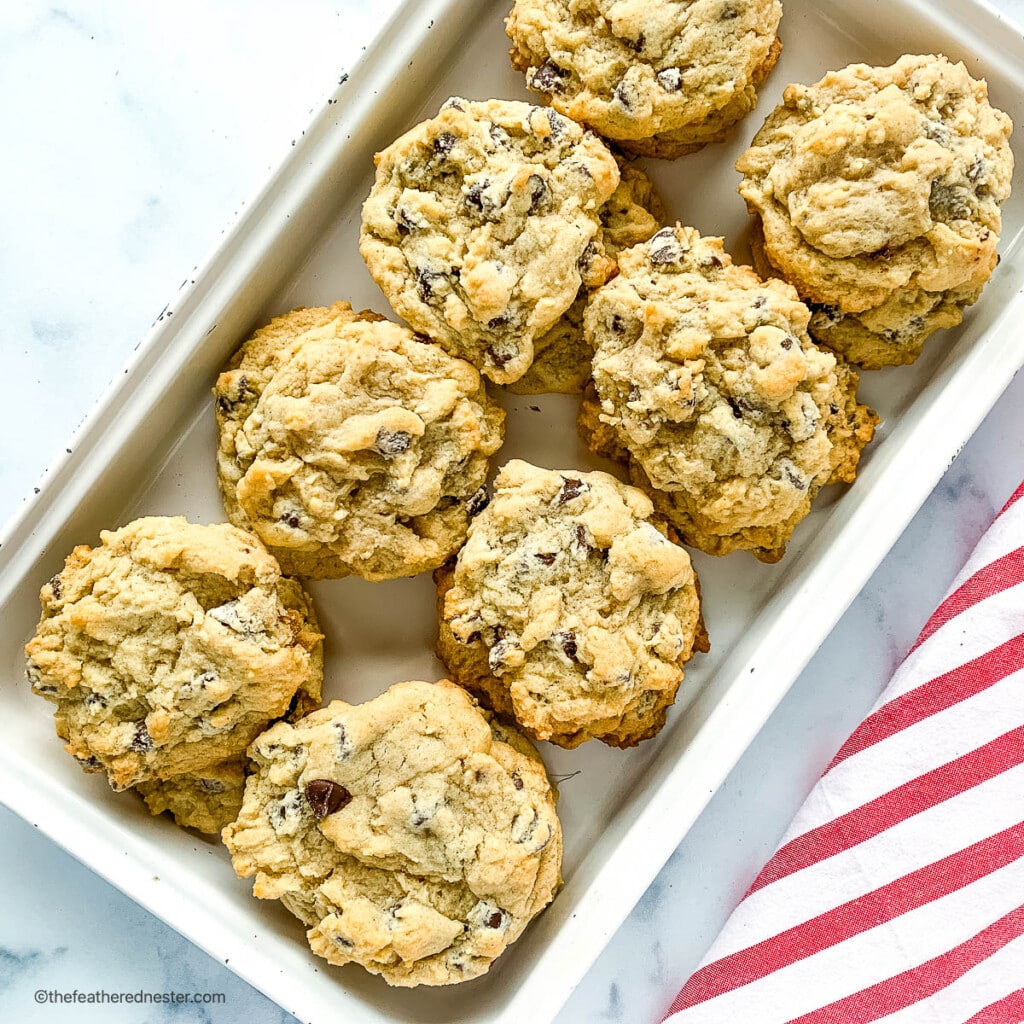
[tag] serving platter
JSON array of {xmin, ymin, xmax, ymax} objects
[{"xmin": 1, "ymin": 0, "xmax": 1023, "ymax": 1021}]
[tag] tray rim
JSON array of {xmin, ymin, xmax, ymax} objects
[{"xmin": 2, "ymin": 0, "xmax": 1024, "ymax": 1021}]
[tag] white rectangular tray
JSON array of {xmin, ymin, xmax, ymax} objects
[{"xmin": 2, "ymin": 0, "xmax": 1023, "ymax": 1021}]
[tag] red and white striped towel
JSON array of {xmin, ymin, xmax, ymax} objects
[{"xmin": 664, "ymin": 480, "xmax": 1024, "ymax": 1024}]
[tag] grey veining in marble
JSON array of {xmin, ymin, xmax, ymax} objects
[{"xmin": 2, "ymin": 2, "xmax": 1023, "ymax": 1022}]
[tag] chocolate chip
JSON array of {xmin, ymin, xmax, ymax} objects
[
  {"xmin": 486, "ymin": 345, "xmax": 512, "ymax": 367},
  {"xmin": 488, "ymin": 313, "xmax": 511, "ymax": 329},
  {"xmin": 415, "ymin": 267, "xmax": 445, "ymax": 302},
  {"xmin": 727, "ymin": 397, "xmax": 744, "ymax": 419},
  {"xmin": 924, "ymin": 121, "xmax": 951, "ymax": 146},
  {"xmin": 489, "ymin": 124, "xmax": 511, "ymax": 148},
  {"xmin": 433, "ymin": 131, "xmax": 457, "ymax": 157},
  {"xmin": 753, "ymin": 296, "xmax": 767, "ymax": 309},
  {"xmin": 375, "ymin": 427, "xmax": 412, "ymax": 457},
  {"xmin": 464, "ymin": 180, "xmax": 486, "ymax": 213},
  {"xmin": 929, "ymin": 180, "xmax": 973, "ymax": 221},
  {"xmin": 528, "ymin": 174, "xmax": 549, "ymax": 213},
  {"xmin": 531, "ymin": 59, "xmax": 569, "ymax": 94},
  {"xmin": 442, "ymin": 97, "xmax": 465, "ymax": 111},
  {"xmin": 780, "ymin": 336, "xmax": 794, "ymax": 350},
  {"xmin": 812, "ymin": 303, "xmax": 843, "ymax": 326},
  {"xmin": 573, "ymin": 523, "xmax": 591, "ymax": 551},
  {"xmin": 624, "ymin": 32, "xmax": 645, "ymax": 52},
  {"xmin": 611, "ymin": 314, "xmax": 626, "ymax": 334},
  {"xmin": 48, "ymin": 575, "xmax": 62, "ymax": 599},
  {"xmin": 304, "ymin": 779, "xmax": 352, "ymax": 819},
  {"xmin": 829, "ymin": 403, "xmax": 840, "ymax": 415},
  {"xmin": 411, "ymin": 806, "xmax": 432, "ymax": 827},
  {"xmin": 535, "ymin": 552, "xmax": 557, "ymax": 565},
  {"xmin": 556, "ymin": 630, "xmax": 578, "ymax": 661},
  {"xmin": 649, "ymin": 229, "xmax": 682, "ymax": 265},
  {"xmin": 465, "ymin": 631, "xmax": 482, "ymax": 644},
  {"xmin": 486, "ymin": 911, "xmax": 505, "ymax": 928},
  {"xmin": 84, "ymin": 692, "xmax": 106, "ymax": 711},
  {"xmin": 489, "ymin": 638, "xmax": 518, "ymax": 673},
  {"xmin": 75, "ymin": 754, "xmax": 102, "ymax": 771},
  {"xmin": 782, "ymin": 465, "xmax": 807, "ymax": 490},
  {"xmin": 199, "ymin": 778, "xmax": 226, "ymax": 794},
  {"xmin": 467, "ymin": 486, "xmax": 489, "ymax": 516},
  {"xmin": 546, "ymin": 110, "xmax": 567, "ymax": 140},
  {"xmin": 614, "ymin": 80, "xmax": 635, "ymax": 111},
  {"xmin": 130, "ymin": 721, "xmax": 154, "ymax": 753},
  {"xmin": 281, "ymin": 511, "xmax": 301, "ymax": 529},
  {"xmin": 512, "ymin": 771, "xmax": 524, "ymax": 791},
  {"xmin": 657, "ymin": 67, "xmax": 682, "ymax": 91},
  {"xmin": 335, "ymin": 722, "xmax": 352, "ymax": 760},
  {"xmin": 555, "ymin": 477, "xmax": 589, "ymax": 505},
  {"xmin": 703, "ymin": 255, "xmax": 724, "ymax": 270}
]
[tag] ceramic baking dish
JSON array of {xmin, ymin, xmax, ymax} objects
[{"xmin": 1, "ymin": 0, "xmax": 1022, "ymax": 1020}]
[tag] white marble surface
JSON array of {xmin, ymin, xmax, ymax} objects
[{"xmin": 1, "ymin": 2, "xmax": 1023, "ymax": 1022}]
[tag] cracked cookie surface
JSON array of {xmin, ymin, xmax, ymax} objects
[
  {"xmin": 25, "ymin": 517, "xmax": 323, "ymax": 791},
  {"xmin": 436, "ymin": 460, "xmax": 707, "ymax": 747},
  {"xmin": 215, "ymin": 303, "xmax": 505, "ymax": 581},
  {"xmin": 582, "ymin": 227, "xmax": 878, "ymax": 561},
  {"xmin": 737, "ymin": 54, "xmax": 1013, "ymax": 367},
  {"xmin": 360, "ymin": 97, "xmax": 620, "ymax": 384},
  {"xmin": 509, "ymin": 158, "xmax": 665, "ymax": 395},
  {"xmin": 507, "ymin": 0, "xmax": 782, "ymax": 156},
  {"xmin": 222, "ymin": 679, "xmax": 561, "ymax": 987}
]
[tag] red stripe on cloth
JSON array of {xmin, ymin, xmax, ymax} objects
[
  {"xmin": 1000, "ymin": 481, "xmax": 1024, "ymax": 516},
  {"xmin": 666, "ymin": 823, "xmax": 1024, "ymax": 1013},
  {"xmin": 825, "ymin": 633, "xmax": 1024, "ymax": 772},
  {"xmin": 908, "ymin": 547, "xmax": 1024, "ymax": 655},
  {"xmin": 965, "ymin": 987, "xmax": 1024, "ymax": 1023},
  {"xmin": 745, "ymin": 725, "xmax": 1024, "ymax": 896},
  {"xmin": 785, "ymin": 907, "xmax": 1024, "ymax": 1024}
]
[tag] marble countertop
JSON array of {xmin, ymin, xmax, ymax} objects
[{"xmin": 1, "ymin": 3, "xmax": 1023, "ymax": 1022}]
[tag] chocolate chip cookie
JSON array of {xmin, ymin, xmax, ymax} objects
[
  {"xmin": 215, "ymin": 303, "xmax": 505, "ymax": 581},
  {"xmin": 509, "ymin": 157, "xmax": 665, "ymax": 395},
  {"xmin": 435, "ymin": 460, "xmax": 707, "ymax": 748},
  {"xmin": 581, "ymin": 227, "xmax": 879, "ymax": 561},
  {"xmin": 222, "ymin": 679, "xmax": 562, "ymax": 986},
  {"xmin": 25, "ymin": 517, "xmax": 323, "ymax": 792},
  {"xmin": 360, "ymin": 97, "xmax": 620, "ymax": 384},
  {"xmin": 737, "ymin": 54, "xmax": 1014, "ymax": 367},
  {"xmin": 507, "ymin": 0, "xmax": 782, "ymax": 158}
]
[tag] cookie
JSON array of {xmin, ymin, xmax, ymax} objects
[
  {"xmin": 509, "ymin": 158, "xmax": 666, "ymax": 395},
  {"xmin": 737, "ymin": 54, "xmax": 1013, "ymax": 367},
  {"xmin": 436, "ymin": 460, "xmax": 707, "ymax": 747},
  {"xmin": 135, "ymin": 756, "xmax": 247, "ymax": 835},
  {"xmin": 507, "ymin": 0, "xmax": 782, "ymax": 157},
  {"xmin": 215, "ymin": 303, "xmax": 505, "ymax": 581},
  {"xmin": 619, "ymin": 38, "xmax": 782, "ymax": 159},
  {"xmin": 222, "ymin": 680, "xmax": 562, "ymax": 987},
  {"xmin": 360, "ymin": 97, "xmax": 620, "ymax": 384},
  {"xmin": 582, "ymin": 226, "xmax": 878, "ymax": 561},
  {"xmin": 25, "ymin": 517, "xmax": 323, "ymax": 791}
]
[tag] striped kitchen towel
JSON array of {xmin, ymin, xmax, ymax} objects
[{"xmin": 664, "ymin": 480, "xmax": 1024, "ymax": 1024}]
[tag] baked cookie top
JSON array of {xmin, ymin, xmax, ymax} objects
[
  {"xmin": 507, "ymin": 0, "xmax": 782, "ymax": 141},
  {"xmin": 25, "ymin": 517, "xmax": 323, "ymax": 791},
  {"xmin": 439, "ymin": 460, "xmax": 705, "ymax": 747},
  {"xmin": 585, "ymin": 227, "xmax": 877, "ymax": 558},
  {"xmin": 215, "ymin": 303, "xmax": 504, "ymax": 581},
  {"xmin": 222, "ymin": 680, "xmax": 561, "ymax": 987},
  {"xmin": 737, "ymin": 54, "xmax": 1013, "ymax": 312},
  {"xmin": 509, "ymin": 157, "xmax": 666, "ymax": 395},
  {"xmin": 360, "ymin": 97, "xmax": 620, "ymax": 384}
]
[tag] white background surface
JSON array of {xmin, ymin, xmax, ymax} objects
[{"xmin": 1, "ymin": 2, "xmax": 1023, "ymax": 1021}]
